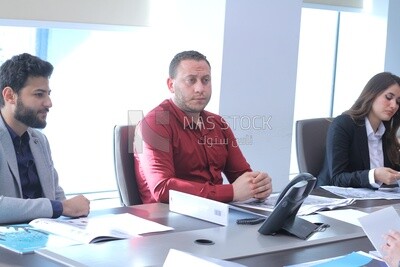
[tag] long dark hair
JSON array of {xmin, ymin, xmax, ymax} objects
[{"xmin": 344, "ymin": 72, "xmax": 400, "ymax": 166}]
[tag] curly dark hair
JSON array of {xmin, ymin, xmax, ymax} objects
[{"xmin": 0, "ymin": 53, "xmax": 53, "ymax": 107}]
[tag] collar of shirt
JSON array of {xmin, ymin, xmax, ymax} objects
[
  {"xmin": 166, "ymin": 99, "xmax": 214, "ymax": 134},
  {"xmin": 365, "ymin": 117, "xmax": 385, "ymax": 141},
  {"xmin": 2, "ymin": 118, "xmax": 30, "ymax": 152},
  {"xmin": 0, "ymin": 113, "xmax": 29, "ymax": 141}
]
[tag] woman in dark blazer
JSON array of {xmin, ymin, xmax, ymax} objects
[{"xmin": 318, "ymin": 72, "xmax": 400, "ymax": 188}]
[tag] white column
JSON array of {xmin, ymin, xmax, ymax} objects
[
  {"xmin": 385, "ymin": 0, "xmax": 400, "ymax": 74},
  {"xmin": 219, "ymin": 0, "xmax": 302, "ymax": 191}
]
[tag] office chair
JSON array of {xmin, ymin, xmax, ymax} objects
[
  {"xmin": 113, "ymin": 125, "xmax": 143, "ymax": 206},
  {"xmin": 295, "ymin": 117, "xmax": 333, "ymax": 177}
]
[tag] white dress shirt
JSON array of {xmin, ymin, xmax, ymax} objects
[{"xmin": 365, "ymin": 117, "xmax": 385, "ymax": 188}]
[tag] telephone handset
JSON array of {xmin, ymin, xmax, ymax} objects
[
  {"xmin": 258, "ymin": 173, "xmax": 318, "ymax": 239},
  {"xmin": 274, "ymin": 172, "xmax": 316, "ymax": 206}
]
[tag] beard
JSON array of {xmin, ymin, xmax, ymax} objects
[
  {"xmin": 173, "ymin": 91, "xmax": 211, "ymax": 114},
  {"xmin": 14, "ymin": 98, "xmax": 48, "ymax": 129}
]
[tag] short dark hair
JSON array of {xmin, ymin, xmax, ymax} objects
[
  {"xmin": 169, "ymin": 50, "xmax": 210, "ymax": 78},
  {"xmin": 0, "ymin": 53, "xmax": 53, "ymax": 106}
]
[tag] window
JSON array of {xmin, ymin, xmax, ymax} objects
[
  {"xmin": 0, "ymin": 26, "xmax": 36, "ymax": 64},
  {"xmin": 0, "ymin": 1, "xmax": 226, "ymax": 202},
  {"xmin": 290, "ymin": 5, "xmax": 388, "ymax": 175}
]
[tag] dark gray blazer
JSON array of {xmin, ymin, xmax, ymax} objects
[
  {"xmin": 317, "ymin": 114, "xmax": 399, "ymax": 188},
  {"xmin": 0, "ymin": 117, "xmax": 66, "ymax": 224}
]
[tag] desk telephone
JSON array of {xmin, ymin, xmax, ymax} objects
[{"xmin": 258, "ymin": 172, "xmax": 320, "ymax": 239}]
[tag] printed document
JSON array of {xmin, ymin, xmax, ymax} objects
[
  {"xmin": 321, "ymin": 186, "xmax": 400, "ymax": 199},
  {"xmin": 0, "ymin": 213, "xmax": 173, "ymax": 254},
  {"xmin": 231, "ymin": 193, "xmax": 354, "ymax": 216},
  {"xmin": 30, "ymin": 213, "xmax": 174, "ymax": 244}
]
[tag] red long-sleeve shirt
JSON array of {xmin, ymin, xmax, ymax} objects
[{"xmin": 134, "ymin": 99, "xmax": 251, "ymax": 203}]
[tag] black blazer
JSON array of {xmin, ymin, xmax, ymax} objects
[{"xmin": 317, "ymin": 114, "xmax": 398, "ymax": 188}]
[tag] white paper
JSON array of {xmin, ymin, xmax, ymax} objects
[
  {"xmin": 317, "ymin": 209, "xmax": 368, "ymax": 226},
  {"xmin": 358, "ymin": 206, "xmax": 400, "ymax": 256},
  {"xmin": 163, "ymin": 249, "xmax": 246, "ymax": 267}
]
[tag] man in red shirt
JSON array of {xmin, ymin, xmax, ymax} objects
[{"xmin": 134, "ymin": 50, "xmax": 273, "ymax": 204}]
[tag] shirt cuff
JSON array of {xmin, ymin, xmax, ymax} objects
[
  {"xmin": 215, "ymin": 184, "xmax": 234, "ymax": 202},
  {"xmin": 50, "ymin": 200, "xmax": 63, "ymax": 218},
  {"xmin": 368, "ymin": 169, "xmax": 382, "ymax": 188}
]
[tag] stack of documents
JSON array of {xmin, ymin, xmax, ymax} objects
[
  {"xmin": 322, "ymin": 186, "xmax": 400, "ymax": 199},
  {"xmin": 231, "ymin": 194, "xmax": 355, "ymax": 216}
]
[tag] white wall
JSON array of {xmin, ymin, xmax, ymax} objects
[
  {"xmin": 220, "ymin": 0, "xmax": 303, "ymax": 191},
  {"xmin": 385, "ymin": 0, "xmax": 400, "ymax": 74}
]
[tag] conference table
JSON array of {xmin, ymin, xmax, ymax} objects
[{"xmin": 1, "ymin": 188, "xmax": 399, "ymax": 267}]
